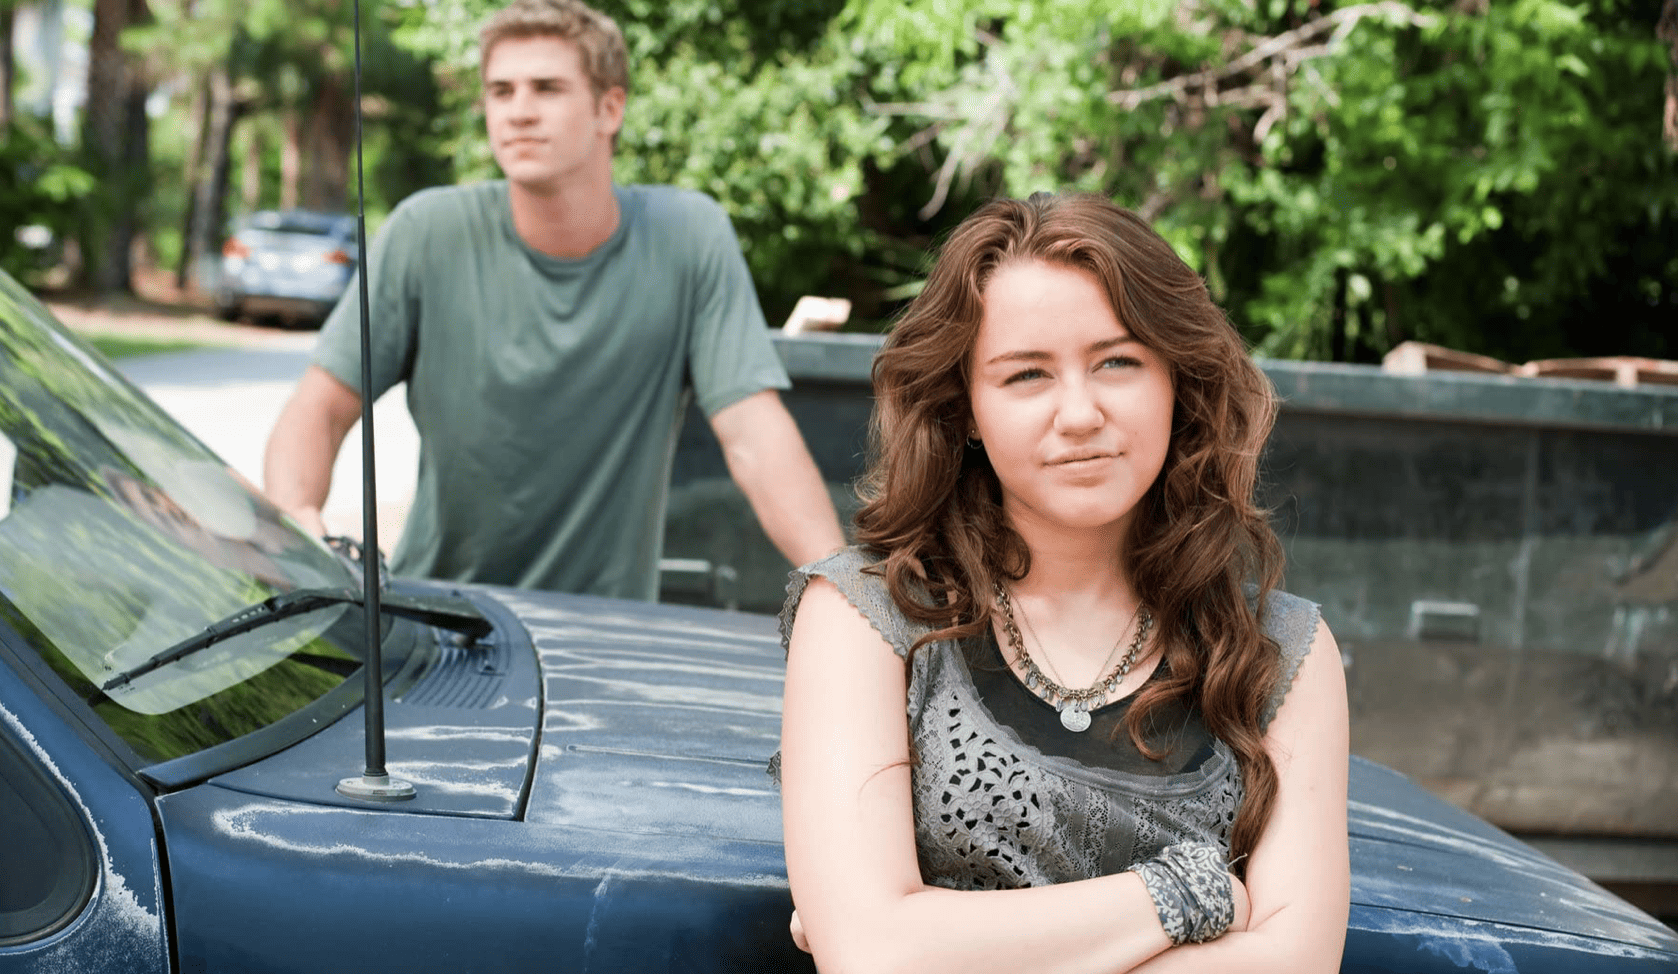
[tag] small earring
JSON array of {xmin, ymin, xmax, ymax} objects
[{"xmin": 966, "ymin": 432, "xmax": 982, "ymax": 448}]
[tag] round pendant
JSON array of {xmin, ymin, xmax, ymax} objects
[{"xmin": 1060, "ymin": 706, "xmax": 1092, "ymax": 733}]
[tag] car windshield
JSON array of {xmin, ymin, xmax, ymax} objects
[{"xmin": 0, "ymin": 273, "xmax": 368, "ymax": 762}]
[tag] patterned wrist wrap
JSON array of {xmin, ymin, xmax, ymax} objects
[{"xmin": 1130, "ymin": 842, "xmax": 1235, "ymax": 946}]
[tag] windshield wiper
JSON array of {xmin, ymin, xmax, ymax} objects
[{"xmin": 100, "ymin": 587, "xmax": 493, "ymax": 693}]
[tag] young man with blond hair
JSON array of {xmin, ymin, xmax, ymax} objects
[{"xmin": 262, "ymin": 0, "xmax": 844, "ymax": 599}]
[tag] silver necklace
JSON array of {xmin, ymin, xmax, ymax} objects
[
  {"xmin": 993, "ymin": 582, "xmax": 1154, "ymax": 732},
  {"xmin": 1014, "ymin": 593, "xmax": 1127, "ymax": 693}
]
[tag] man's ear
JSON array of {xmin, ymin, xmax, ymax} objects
[{"xmin": 596, "ymin": 86, "xmax": 627, "ymax": 137}]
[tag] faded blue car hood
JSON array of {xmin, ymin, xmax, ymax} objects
[
  {"xmin": 214, "ymin": 585, "xmax": 1678, "ymax": 961},
  {"xmin": 1346, "ymin": 757, "xmax": 1678, "ymax": 960},
  {"xmin": 211, "ymin": 585, "xmax": 787, "ymax": 835},
  {"xmin": 494, "ymin": 587, "xmax": 788, "ymax": 845}
]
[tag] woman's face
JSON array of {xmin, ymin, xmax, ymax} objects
[{"xmin": 968, "ymin": 259, "xmax": 1175, "ymax": 539}]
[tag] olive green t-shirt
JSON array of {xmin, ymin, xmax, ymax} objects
[{"xmin": 313, "ymin": 181, "xmax": 789, "ymax": 599}]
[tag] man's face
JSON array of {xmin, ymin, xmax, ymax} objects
[{"xmin": 483, "ymin": 35, "xmax": 624, "ymax": 193}]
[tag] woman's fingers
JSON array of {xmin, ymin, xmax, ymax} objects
[
  {"xmin": 1229, "ymin": 873, "xmax": 1252, "ymax": 933},
  {"xmin": 790, "ymin": 909, "xmax": 811, "ymax": 953}
]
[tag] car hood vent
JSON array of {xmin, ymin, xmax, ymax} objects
[
  {"xmin": 399, "ymin": 633, "xmax": 509, "ymax": 709},
  {"xmin": 207, "ymin": 588, "xmax": 539, "ymax": 819}
]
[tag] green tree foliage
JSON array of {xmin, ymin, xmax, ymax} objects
[
  {"xmin": 0, "ymin": 118, "xmax": 94, "ymax": 281},
  {"xmin": 845, "ymin": 0, "xmax": 1678, "ymax": 361}
]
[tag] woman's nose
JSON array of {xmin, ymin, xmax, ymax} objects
[{"xmin": 1053, "ymin": 378, "xmax": 1103, "ymax": 435}]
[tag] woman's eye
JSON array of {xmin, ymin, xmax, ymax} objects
[
  {"xmin": 1004, "ymin": 368, "xmax": 1048, "ymax": 384},
  {"xmin": 1101, "ymin": 355, "xmax": 1143, "ymax": 370}
]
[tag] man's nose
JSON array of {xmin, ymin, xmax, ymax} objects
[{"xmin": 506, "ymin": 87, "xmax": 538, "ymax": 120}]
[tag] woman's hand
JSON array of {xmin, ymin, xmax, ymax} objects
[{"xmin": 790, "ymin": 909, "xmax": 811, "ymax": 953}]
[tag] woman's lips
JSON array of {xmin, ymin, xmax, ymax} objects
[{"xmin": 1049, "ymin": 452, "xmax": 1115, "ymax": 466}]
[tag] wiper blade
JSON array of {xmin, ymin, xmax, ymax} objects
[{"xmin": 100, "ymin": 587, "xmax": 493, "ymax": 692}]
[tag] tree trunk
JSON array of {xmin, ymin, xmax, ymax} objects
[
  {"xmin": 1329, "ymin": 267, "xmax": 1349, "ymax": 362},
  {"xmin": 281, "ymin": 107, "xmax": 301, "ymax": 209},
  {"xmin": 1383, "ymin": 282, "xmax": 1403, "ymax": 349},
  {"xmin": 79, "ymin": 0, "xmax": 151, "ymax": 294},
  {"xmin": 1660, "ymin": 0, "xmax": 1677, "ymax": 152},
  {"xmin": 301, "ymin": 75, "xmax": 353, "ymax": 211},
  {"xmin": 241, "ymin": 124, "xmax": 263, "ymax": 213},
  {"xmin": 185, "ymin": 63, "xmax": 242, "ymax": 292},
  {"xmin": 175, "ymin": 75, "xmax": 211, "ymax": 288},
  {"xmin": 1, "ymin": 1, "xmax": 16, "ymax": 130}
]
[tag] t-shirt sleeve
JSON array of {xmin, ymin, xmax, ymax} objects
[
  {"xmin": 682, "ymin": 197, "xmax": 791, "ymax": 417},
  {"xmin": 311, "ymin": 203, "xmax": 420, "ymax": 401}
]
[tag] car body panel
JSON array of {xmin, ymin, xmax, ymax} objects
[
  {"xmin": 154, "ymin": 783, "xmax": 813, "ymax": 973},
  {"xmin": 1345, "ymin": 905, "xmax": 1678, "ymax": 974},
  {"xmin": 494, "ymin": 588, "xmax": 787, "ymax": 843},
  {"xmin": 1346, "ymin": 756, "xmax": 1676, "ymax": 951},
  {"xmin": 0, "ymin": 660, "xmax": 169, "ymax": 974}
]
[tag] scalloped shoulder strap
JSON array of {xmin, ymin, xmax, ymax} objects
[
  {"xmin": 778, "ymin": 546, "xmax": 934, "ymax": 660},
  {"xmin": 1257, "ymin": 589, "xmax": 1322, "ymax": 731}
]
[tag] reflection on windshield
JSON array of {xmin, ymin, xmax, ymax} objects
[
  {"xmin": 0, "ymin": 273, "xmax": 358, "ymax": 724},
  {"xmin": 0, "ymin": 431, "xmax": 14, "ymax": 520},
  {"xmin": 2, "ymin": 596, "xmax": 361, "ymax": 763}
]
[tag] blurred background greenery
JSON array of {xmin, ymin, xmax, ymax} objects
[{"xmin": 6, "ymin": 0, "xmax": 1676, "ymax": 362}]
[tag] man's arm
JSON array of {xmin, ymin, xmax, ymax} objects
[
  {"xmin": 708, "ymin": 390, "xmax": 845, "ymax": 567},
  {"xmin": 263, "ymin": 365, "xmax": 364, "ymax": 536}
]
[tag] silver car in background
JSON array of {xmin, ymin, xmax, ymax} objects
[{"xmin": 213, "ymin": 210, "xmax": 357, "ymax": 327}]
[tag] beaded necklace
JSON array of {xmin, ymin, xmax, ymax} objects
[{"xmin": 993, "ymin": 583, "xmax": 1154, "ymax": 732}]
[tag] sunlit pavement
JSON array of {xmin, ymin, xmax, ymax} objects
[{"xmin": 117, "ymin": 345, "xmax": 420, "ymax": 550}]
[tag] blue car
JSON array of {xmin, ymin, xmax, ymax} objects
[
  {"xmin": 212, "ymin": 210, "xmax": 358, "ymax": 327},
  {"xmin": 1, "ymin": 270, "xmax": 1675, "ymax": 972}
]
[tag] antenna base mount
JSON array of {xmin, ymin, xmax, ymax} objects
[{"xmin": 336, "ymin": 772, "xmax": 417, "ymax": 802}]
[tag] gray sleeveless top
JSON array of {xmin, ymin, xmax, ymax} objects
[{"xmin": 777, "ymin": 546, "xmax": 1320, "ymax": 891}]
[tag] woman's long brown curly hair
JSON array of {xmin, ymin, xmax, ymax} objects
[{"xmin": 854, "ymin": 192, "xmax": 1286, "ymax": 868}]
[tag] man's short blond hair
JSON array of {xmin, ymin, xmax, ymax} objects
[{"xmin": 479, "ymin": 0, "xmax": 630, "ymax": 99}]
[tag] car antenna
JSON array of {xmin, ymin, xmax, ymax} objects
[{"xmin": 335, "ymin": 0, "xmax": 415, "ymax": 803}]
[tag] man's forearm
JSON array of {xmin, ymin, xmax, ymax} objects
[
  {"xmin": 263, "ymin": 420, "xmax": 335, "ymax": 533},
  {"xmin": 711, "ymin": 391, "xmax": 846, "ymax": 567},
  {"xmin": 736, "ymin": 442, "xmax": 846, "ymax": 567},
  {"xmin": 263, "ymin": 366, "xmax": 360, "ymax": 535}
]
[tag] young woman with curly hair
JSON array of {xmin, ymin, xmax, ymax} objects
[{"xmin": 777, "ymin": 192, "xmax": 1349, "ymax": 972}]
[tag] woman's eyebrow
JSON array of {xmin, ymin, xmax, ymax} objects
[
  {"xmin": 1087, "ymin": 335, "xmax": 1138, "ymax": 354},
  {"xmin": 983, "ymin": 349, "xmax": 1051, "ymax": 366},
  {"xmin": 982, "ymin": 335, "xmax": 1138, "ymax": 367}
]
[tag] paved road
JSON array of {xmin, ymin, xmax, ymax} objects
[{"xmin": 117, "ymin": 344, "xmax": 420, "ymax": 549}]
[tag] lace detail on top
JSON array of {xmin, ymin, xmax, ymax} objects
[
  {"xmin": 1259, "ymin": 591, "xmax": 1320, "ymax": 731},
  {"xmin": 779, "ymin": 547, "xmax": 933, "ymax": 660},
  {"xmin": 776, "ymin": 546, "xmax": 1320, "ymax": 890},
  {"xmin": 778, "ymin": 547, "xmax": 936, "ymax": 723}
]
